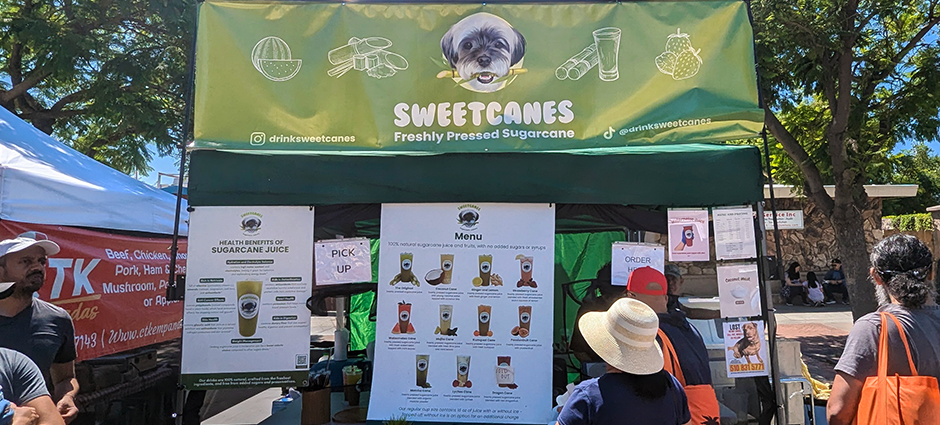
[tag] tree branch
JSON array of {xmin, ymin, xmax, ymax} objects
[
  {"xmin": 0, "ymin": 69, "xmax": 52, "ymax": 104},
  {"xmin": 764, "ymin": 107, "xmax": 836, "ymax": 213},
  {"xmin": 18, "ymin": 109, "xmax": 85, "ymax": 120}
]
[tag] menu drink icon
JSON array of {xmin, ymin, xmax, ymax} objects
[
  {"xmin": 236, "ymin": 280, "xmax": 262, "ymax": 337},
  {"xmin": 478, "ymin": 254, "xmax": 492, "ymax": 286},
  {"xmin": 593, "ymin": 27, "xmax": 622, "ymax": 81},
  {"xmin": 440, "ymin": 254, "xmax": 454, "ymax": 284}
]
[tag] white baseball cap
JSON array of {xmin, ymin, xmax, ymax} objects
[{"xmin": 0, "ymin": 234, "xmax": 59, "ymax": 298}]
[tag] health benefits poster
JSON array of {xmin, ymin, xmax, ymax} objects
[
  {"xmin": 667, "ymin": 208, "xmax": 710, "ymax": 262},
  {"xmin": 369, "ymin": 203, "xmax": 555, "ymax": 424},
  {"xmin": 723, "ymin": 320, "xmax": 769, "ymax": 378},
  {"xmin": 181, "ymin": 206, "xmax": 314, "ymax": 389}
]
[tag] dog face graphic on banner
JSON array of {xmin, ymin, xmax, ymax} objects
[{"xmin": 441, "ymin": 12, "xmax": 526, "ymax": 93}]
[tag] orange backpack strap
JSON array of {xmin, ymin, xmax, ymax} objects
[
  {"xmin": 657, "ymin": 329, "xmax": 686, "ymax": 386},
  {"xmin": 882, "ymin": 312, "xmax": 918, "ymax": 376}
]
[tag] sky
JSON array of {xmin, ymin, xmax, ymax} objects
[{"xmin": 141, "ymin": 147, "xmax": 182, "ymax": 186}]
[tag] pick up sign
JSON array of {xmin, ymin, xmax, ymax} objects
[{"xmin": 315, "ymin": 238, "xmax": 372, "ymax": 285}]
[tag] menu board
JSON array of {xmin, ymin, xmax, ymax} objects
[
  {"xmin": 181, "ymin": 206, "xmax": 314, "ymax": 389},
  {"xmin": 368, "ymin": 203, "xmax": 555, "ymax": 424}
]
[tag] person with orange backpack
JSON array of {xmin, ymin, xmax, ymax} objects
[
  {"xmin": 828, "ymin": 234, "xmax": 940, "ymax": 425},
  {"xmin": 624, "ymin": 266, "xmax": 721, "ymax": 425}
]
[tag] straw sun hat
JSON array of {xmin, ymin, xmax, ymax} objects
[{"xmin": 579, "ymin": 298, "xmax": 664, "ymax": 375}]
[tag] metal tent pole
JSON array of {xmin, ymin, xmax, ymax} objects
[
  {"xmin": 761, "ymin": 130, "xmax": 787, "ymax": 423},
  {"xmin": 168, "ymin": 1, "xmax": 201, "ymax": 424}
]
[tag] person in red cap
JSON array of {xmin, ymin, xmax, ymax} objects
[{"xmin": 624, "ymin": 266, "xmax": 719, "ymax": 424}]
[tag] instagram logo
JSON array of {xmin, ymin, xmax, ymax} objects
[{"xmin": 249, "ymin": 132, "xmax": 266, "ymax": 146}]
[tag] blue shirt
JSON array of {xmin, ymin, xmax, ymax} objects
[
  {"xmin": 658, "ymin": 310, "xmax": 713, "ymax": 385},
  {"xmin": 557, "ymin": 373, "xmax": 691, "ymax": 425},
  {"xmin": 824, "ymin": 269, "xmax": 845, "ymax": 283}
]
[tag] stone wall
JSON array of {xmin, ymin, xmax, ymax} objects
[{"xmin": 765, "ymin": 198, "xmax": 883, "ymax": 272}]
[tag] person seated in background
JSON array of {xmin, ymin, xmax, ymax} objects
[
  {"xmin": 823, "ymin": 259, "xmax": 850, "ymax": 305},
  {"xmin": 783, "ymin": 261, "xmax": 809, "ymax": 306},
  {"xmin": 805, "ymin": 272, "xmax": 826, "ymax": 307},
  {"xmin": 664, "ymin": 264, "xmax": 720, "ymax": 319},
  {"xmin": 0, "ymin": 347, "xmax": 64, "ymax": 425},
  {"xmin": 569, "ymin": 263, "xmax": 621, "ymax": 363}
]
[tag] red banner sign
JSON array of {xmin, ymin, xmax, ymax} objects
[{"xmin": 0, "ymin": 221, "xmax": 186, "ymax": 360}]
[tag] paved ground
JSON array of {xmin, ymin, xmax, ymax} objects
[{"xmin": 774, "ymin": 303, "xmax": 853, "ymax": 383}]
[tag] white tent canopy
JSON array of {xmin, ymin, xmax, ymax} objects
[{"xmin": 0, "ymin": 107, "xmax": 188, "ymax": 235}]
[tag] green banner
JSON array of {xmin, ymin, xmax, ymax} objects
[{"xmin": 194, "ymin": 1, "xmax": 762, "ymax": 152}]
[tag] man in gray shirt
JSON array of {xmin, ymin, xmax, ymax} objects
[
  {"xmin": 0, "ymin": 347, "xmax": 64, "ymax": 425},
  {"xmin": 828, "ymin": 235, "xmax": 940, "ymax": 425},
  {"xmin": 0, "ymin": 235, "xmax": 78, "ymax": 423}
]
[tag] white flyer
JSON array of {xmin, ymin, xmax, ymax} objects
[
  {"xmin": 611, "ymin": 242, "xmax": 664, "ymax": 286},
  {"xmin": 368, "ymin": 203, "xmax": 555, "ymax": 424},
  {"xmin": 717, "ymin": 264, "xmax": 761, "ymax": 318},
  {"xmin": 723, "ymin": 320, "xmax": 769, "ymax": 378},
  {"xmin": 181, "ymin": 206, "xmax": 314, "ymax": 389},
  {"xmin": 315, "ymin": 238, "xmax": 372, "ymax": 285},
  {"xmin": 713, "ymin": 207, "xmax": 757, "ymax": 260},
  {"xmin": 667, "ymin": 209, "xmax": 710, "ymax": 262}
]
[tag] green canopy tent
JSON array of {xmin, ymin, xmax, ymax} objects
[
  {"xmin": 187, "ymin": 142, "xmax": 766, "ymax": 368},
  {"xmin": 175, "ymin": 0, "xmax": 785, "ymax": 422}
]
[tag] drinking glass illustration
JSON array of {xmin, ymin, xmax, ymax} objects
[
  {"xmin": 478, "ymin": 254, "xmax": 492, "ymax": 286},
  {"xmin": 593, "ymin": 28, "xmax": 622, "ymax": 81},
  {"xmin": 236, "ymin": 280, "xmax": 262, "ymax": 337},
  {"xmin": 441, "ymin": 254, "xmax": 454, "ymax": 284}
]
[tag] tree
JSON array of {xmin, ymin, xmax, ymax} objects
[
  {"xmin": 0, "ymin": 0, "xmax": 193, "ymax": 175},
  {"xmin": 879, "ymin": 144, "xmax": 940, "ymax": 215},
  {"xmin": 753, "ymin": 0, "xmax": 940, "ymax": 319}
]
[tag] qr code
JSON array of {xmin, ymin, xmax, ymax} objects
[{"xmin": 295, "ymin": 354, "xmax": 308, "ymax": 368}]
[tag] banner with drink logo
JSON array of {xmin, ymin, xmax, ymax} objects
[
  {"xmin": 723, "ymin": 320, "xmax": 769, "ymax": 378},
  {"xmin": 181, "ymin": 206, "xmax": 314, "ymax": 389},
  {"xmin": 369, "ymin": 203, "xmax": 555, "ymax": 424},
  {"xmin": 0, "ymin": 221, "xmax": 186, "ymax": 361},
  {"xmin": 194, "ymin": 1, "xmax": 762, "ymax": 152}
]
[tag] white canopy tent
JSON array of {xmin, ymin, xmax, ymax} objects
[{"xmin": 0, "ymin": 107, "xmax": 188, "ymax": 235}]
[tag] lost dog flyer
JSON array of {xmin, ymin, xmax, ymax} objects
[
  {"xmin": 369, "ymin": 204, "xmax": 555, "ymax": 424},
  {"xmin": 723, "ymin": 320, "xmax": 769, "ymax": 378},
  {"xmin": 181, "ymin": 206, "xmax": 314, "ymax": 389},
  {"xmin": 194, "ymin": 2, "xmax": 764, "ymax": 152}
]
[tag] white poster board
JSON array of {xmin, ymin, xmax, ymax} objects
[
  {"xmin": 763, "ymin": 210, "xmax": 804, "ymax": 230},
  {"xmin": 717, "ymin": 264, "xmax": 761, "ymax": 318},
  {"xmin": 181, "ymin": 206, "xmax": 313, "ymax": 389},
  {"xmin": 723, "ymin": 320, "xmax": 769, "ymax": 378},
  {"xmin": 368, "ymin": 203, "xmax": 555, "ymax": 424},
  {"xmin": 315, "ymin": 238, "xmax": 372, "ymax": 285},
  {"xmin": 713, "ymin": 207, "xmax": 757, "ymax": 261},
  {"xmin": 611, "ymin": 242, "xmax": 664, "ymax": 286},
  {"xmin": 667, "ymin": 209, "xmax": 710, "ymax": 262}
]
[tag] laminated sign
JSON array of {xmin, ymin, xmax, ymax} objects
[
  {"xmin": 369, "ymin": 203, "xmax": 555, "ymax": 423},
  {"xmin": 723, "ymin": 320, "xmax": 769, "ymax": 378},
  {"xmin": 194, "ymin": 1, "xmax": 762, "ymax": 152},
  {"xmin": 611, "ymin": 242, "xmax": 664, "ymax": 285},
  {"xmin": 315, "ymin": 238, "xmax": 372, "ymax": 285},
  {"xmin": 181, "ymin": 206, "xmax": 314, "ymax": 389}
]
